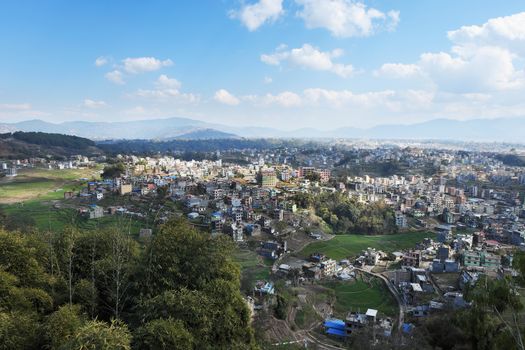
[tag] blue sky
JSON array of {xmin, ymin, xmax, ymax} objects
[{"xmin": 0, "ymin": 0, "xmax": 524, "ymax": 130}]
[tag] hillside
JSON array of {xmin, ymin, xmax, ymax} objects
[{"xmin": 0, "ymin": 131, "xmax": 103, "ymax": 159}]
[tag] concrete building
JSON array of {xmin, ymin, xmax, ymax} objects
[
  {"xmin": 260, "ymin": 169, "xmax": 277, "ymax": 188},
  {"xmin": 119, "ymin": 183, "xmax": 133, "ymax": 195}
]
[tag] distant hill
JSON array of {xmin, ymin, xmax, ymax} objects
[
  {"xmin": 173, "ymin": 128, "xmax": 238, "ymax": 140},
  {"xmin": 2, "ymin": 116, "xmax": 525, "ymax": 142},
  {"xmin": 0, "ymin": 131, "xmax": 102, "ymax": 159},
  {"xmin": 0, "ymin": 118, "xmax": 213, "ymax": 140}
]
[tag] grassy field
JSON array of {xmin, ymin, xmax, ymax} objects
[
  {"xmin": 0, "ymin": 167, "xmax": 101, "ymax": 204},
  {"xmin": 0, "ymin": 166, "xmax": 146, "ymax": 235},
  {"xmin": 324, "ymin": 276, "xmax": 398, "ymax": 318},
  {"xmin": 299, "ymin": 231, "xmax": 434, "ymax": 260},
  {"xmin": 1, "ymin": 201, "xmax": 144, "ymax": 235},
  {"xmin": 294, "ymin": 304, "xmax": 319, "ymax": 329}
]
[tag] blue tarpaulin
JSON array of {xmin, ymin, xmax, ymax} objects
[
  {"xmin": 402, "ymin": 323, "xmax": 414, "ymax": 334},
  {"xmin": 324, "ymin": 319, "xmax": 345, "ymax": 330},
  {"xmin": 326, "ymin": 328, "xmax": 346, "ymax": 337}
]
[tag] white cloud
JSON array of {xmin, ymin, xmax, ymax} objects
[
  {"xmin": 122, "ymin": 57, "xmax": 173, "ymax": 74},
  {"xmin": 244, "ymin": 91, "xmax": 302, "ymax": 107},
  {"xmin": 264, "ymin": 76, "xmax": 273, "ymax": 84},
  {"xmin": 83, "ymin": 99, "xmax": 107, "ymax": 109},
  {"xmin": 386, "ymin": 10, "xmax": 400, "ymax": 31},
  {"xmin": 448, "ymin": 12, "xmax": 525, "ymax": 49},
  {"xmin": 214, "ymin": 89, "xmax": 240, "ymax": 106},
  {"xmin": 373, "ymin": 63, "xmax": 421, "ymax": 78},
  {"xmin": 134, "ymin": 76, "xmax": 198, "ymax": 103},
  {"xmin": 231, "ymin": 0, "xmax": 284, "ymax": 31},
  {"xmin": 135, "ymin": 89, "xmax": 199, "ymax": 103},
  {"xmin": 374, "ymin": 12, "xmax": 525, "ymax": 93},
  {"xmin": 95, "ymin": 56, "xmax": 108, "ymax": 67},
  {"xmin": 0, "ymin": 103, "xmax": 32, "ymax": 111},
  {"xmin": 0, "ymin": 103, "xmax": 50, "ymax": 122},
  {"xmin": 123, "ymin": 106, "xmax": 147, "ymax": 116},
  {"xmin": 261, "ymin": 44, "xmax": 354, "ymax": 77},
  {"xmin": 419, "ymin": 45, "xmax": 524, "ymax": 92},
  {"xmin": 264, "ymin": 91, "xmax": 302, "ymax": 107},
  {"xmin": 156, "ymin": 74, "xmax": 181, "ymax": 89},
  {"xmin": 295, "ymin": 0, "xmax": 400, "ymax": 37},
  {"xmin": 105, "ymin": 70, "xmax": 125, "ymax": 85},
  {"xmin": 303, "ymin": 88, "xmax": 397, "ymax": 108}
]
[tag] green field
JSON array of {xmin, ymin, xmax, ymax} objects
[
  {"xmin": 324, "ymin": 277, "xmax": 397, "ymax": 318},
  {"xmin": 0, "ymin": 167, "xmax": 101, "ymax": 204},
  {"xmin": 299, "ymin": 231, "xmax": 433, "ymax": 260}
]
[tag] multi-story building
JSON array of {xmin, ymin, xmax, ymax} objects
[
  {"xmin": 320, "ymin": 259, "xmax": 337, "ymax": 277},
  {"xmin": 403, "ymin": 250, "xmax": 421, "ymax": 267},
  {"xmin": 260, "ymin": 169, "xmax": 277, "ymax": 188}
]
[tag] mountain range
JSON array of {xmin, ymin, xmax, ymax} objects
[{"xmin": 1, "ymin": 117, "xmax": 525, "ymax": 143}]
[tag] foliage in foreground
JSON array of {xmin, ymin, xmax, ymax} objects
[{"xmin": 0, "ymin": 219, "xmax": 257, "ymax": 349}]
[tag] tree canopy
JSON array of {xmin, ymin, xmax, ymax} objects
[{"xmin": 0, "ymin": 219, "xmax": 257, "ymax": 349}]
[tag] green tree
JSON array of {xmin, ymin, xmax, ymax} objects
[
  {"xmin": 133, "ymin": 318, "xmax": 193, "ymax": 350},
  {"xmin": 65, "ymin": 320, "xmax": 131, "ymax": 350},
  {"xmin": 138, "ymin": 219, "xmax": 238, "ymax": 296},
  {"xmin": 0, "ymin": 311, "xmax": 40, "ymax": 350},
  {"xmin": 45, "ymin": 304, "xmax": 85, "ymax": 350},
  {"xmin": 101, "ymin": 163, "xmax": 126, "ymax": 179}
]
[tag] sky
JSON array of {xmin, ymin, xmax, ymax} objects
[{"xmin": 0, "ymin": 0, "xmax": 524, "ymax": 130}]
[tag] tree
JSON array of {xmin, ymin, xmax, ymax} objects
[
  {"xmin": 138, "ymin": 219, "xmax": 238, "ymax": 296},
  {"xmin": 97, "ymin": 228, "xmax": 138, "ymax": 319},
  {"xmin": 135, "ymin": 219, "xmax": 256, "ymax": 349},
  {"xmin": 0, "ymin": 311, "xmax": 40, "ymax": 350},
  {"xmin": 45, "ymin": 304, "xmax": 85, "ymax": 350},
  {"xmin": 133, "ymin": 318, "xmax": 193, "ymax": 350},
  {"xmin": 0, "ymin": 230, "xmax": 49, "ymax": 288},
  {"xmin": 101, "ymin": 163, "xmax": 126, "ymax": 179},
  {"xmin": 54, "ymin": 228, "xmax": 78, "ymax": 306},
  {"xmin": 463, "ymin": 275, "xmax": 524, "ymax": 350},
  {"xmin": 65, "ymin": 320, "xmax": 131, "ymax": 350}
]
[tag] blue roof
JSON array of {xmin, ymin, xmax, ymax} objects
[{"xmin": 326, "ymin": 328, "xmax": 346, "ymax": 337}]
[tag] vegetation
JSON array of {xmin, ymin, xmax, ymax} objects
[
  {"xmin": 299, "ymin": 231, "xmax": 432, "ymax": 260},
  {"xmin": 10, "ymin": 131, "xmax": 95, "ymax": 149},
  {"xmin": 97, "ymin": 138, "xmax": 320, "ymax": 155},
  {"xmin": 494, "ymin": 153, "xmax": 525, "ymax": 167},
  {"xmin": 295, "ymin": 192, "xmax": 397, "ymax": 235},
  {"xmin": 0, "ymin": 219, "xmax": 257, "ymax": 349},
  {"xmin": 0, "ymin": 131, "xmax": 100, "ymax": 159},
  {"xmin": 101, "ymin": 163, "xmax": 126, "ymax": 179}
]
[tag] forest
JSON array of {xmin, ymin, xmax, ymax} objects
[
  {"xmin": 3, "ymin": 132, "xmax": 96, "ymax": 149},
  {"xmin": 0, "ymin": 219, "xmax": 256, "ymax": 350}
]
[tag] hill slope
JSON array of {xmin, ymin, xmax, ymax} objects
[{"xmin": 0, "ymin": 132, "xmax": 103, "ymax": 159}]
